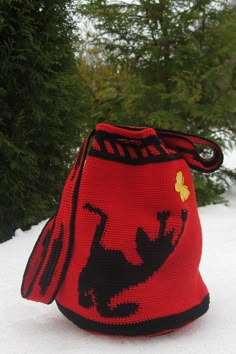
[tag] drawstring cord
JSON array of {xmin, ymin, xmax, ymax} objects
[{"xmin": 115, "ymin": 124, "xmax": 223, "ymax": 172}]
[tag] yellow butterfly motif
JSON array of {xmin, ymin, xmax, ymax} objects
[{"xmin": 175, "ymin": 171, "xmax": 190, "ymax": 202}]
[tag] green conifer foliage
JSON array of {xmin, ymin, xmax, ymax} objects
[
  {"xmin": 0, "ymin": 0, "xmax": 90, "ymax": 242},
  {"xmin": 78, "ymin": 0, "xmax": 236, "ymax": 205}
]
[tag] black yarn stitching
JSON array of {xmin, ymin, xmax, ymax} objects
[{"xmin": 78, "ymin": 204, "xmax": 188, "ymax": 318}]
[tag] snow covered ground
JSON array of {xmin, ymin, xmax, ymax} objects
[{"xmin": 1, "ymin": 149, "xmax": 236, "ymax": 354}]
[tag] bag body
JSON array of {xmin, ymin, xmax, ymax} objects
[{"xmin": 21, "ymin": 123, "xmax": 223, "ymax": 336}]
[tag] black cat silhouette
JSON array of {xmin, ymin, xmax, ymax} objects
[{"xmin": 78, "ymin": 203, "xmax": 188, "ymax": 318}]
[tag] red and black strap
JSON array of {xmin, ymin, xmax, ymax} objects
[
  {"xmin": 21, "ymin": 130, "xmax": 95, "ymax": 304},
  {"xmin": 157, "ymin": 129, "xmax": 223, "ymax": 173}
]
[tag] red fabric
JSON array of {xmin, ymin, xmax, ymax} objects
[
  {"xmin": 21, "ymin": 123, "xmax": 223, "ymax": 335},
  {"xmin": 56, "ymin": 153, "xmax": 208, "ymax": 324}
]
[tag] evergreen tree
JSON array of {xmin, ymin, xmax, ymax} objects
[
  {"xmin": 0, "ymin": 0, "xmax": 91, "ymax": 242},
  {"xmin": 77, "ymin": 0, "xmax": 236, "ymax": 205}
]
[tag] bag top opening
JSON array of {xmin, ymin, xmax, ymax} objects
[{"xmin": 96, "ymin": 123, "xmax": 156, "ymax": 139}]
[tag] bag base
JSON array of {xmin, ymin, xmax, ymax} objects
[{"xmin": 56, "ymin": 294, "xmax": 209, "ymax": 337}]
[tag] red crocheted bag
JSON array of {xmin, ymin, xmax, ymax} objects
[{"xmin": 21, "ymin": 123, "xmax": 223, "ymax": 336}]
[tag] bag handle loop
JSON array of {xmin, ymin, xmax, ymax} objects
[
  {"xmin": 21, "ymin": 130, "xmax": 95, "ymax": 304},
  {"xmin": 156, "ymin": 129, "xmax": 223, "ymax": 173}
]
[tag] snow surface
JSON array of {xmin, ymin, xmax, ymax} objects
[
  {"xmin": 1, "ymin": 151, "xmax": 236, "ymax": 354},
  {"xmin": 223, "ymin": 146, "xmax": 236, "ymax": 169}
]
